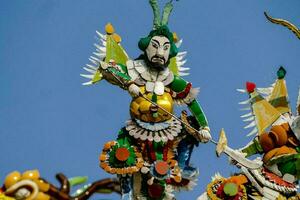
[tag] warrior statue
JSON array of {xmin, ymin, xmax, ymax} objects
[
  {"xmin": 199, "ymin": 67, "xmax": 300, "ymax": 200},
  {"xmin": 81, "ymin": 0, "xmax": 211, "ymax": 199}
]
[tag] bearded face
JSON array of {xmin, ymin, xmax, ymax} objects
[{"xmin": 145, "ymin": 35, "xmax": 171, "ymax": 69}]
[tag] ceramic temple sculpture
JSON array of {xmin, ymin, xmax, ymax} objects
[
  {"xmin": 80, "ymin": 0, "xmax": 212, "ymax": 199},
  {"xmin": 0, "ymin": 170, "xmax": 120, "ymax": 200},
  {"xmin": 198, "ymin": 67, "xmax": 300, "ymax": 200}
]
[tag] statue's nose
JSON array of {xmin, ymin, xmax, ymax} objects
[{"xmin": 157, "ymin": 47, "xmax": 164, "ymax": 56}]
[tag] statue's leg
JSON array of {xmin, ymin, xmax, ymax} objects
[
  {"xmin": 119, "ymin": 175, "xmax": 133, "ymax": 200},
  {"xmin": 176, "ymin": 135, "xmax": 198, "ymax": 178}
]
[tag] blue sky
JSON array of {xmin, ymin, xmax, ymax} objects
[{"xmin": 1, "ymin": 0, "xmax": 300, "ymax": 199}]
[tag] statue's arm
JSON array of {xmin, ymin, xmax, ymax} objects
[
  {"xmin": 169, "ymin": 75, "xmax": 211, "ymax": 143},
  {"xmin": 170, "ymin": 75, "xmax": 209, "ymax": 129}
]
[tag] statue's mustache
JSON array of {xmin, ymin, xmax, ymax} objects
[{"xmin": 151, "ymin": 55, "xmax": 165, "ymax": 63}]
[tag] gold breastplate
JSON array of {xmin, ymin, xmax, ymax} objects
[{"xmin": 130, "ymin": 87, "xmax": 174, "ymax": 123}]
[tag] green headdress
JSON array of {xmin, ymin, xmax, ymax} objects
[
  {"xmin": 138, "ymin": 0, "xmax": 179, "ymax": 58},
  {"xmin": 150, "ymin": 0, "xmax": 176, "ymax": 30}
]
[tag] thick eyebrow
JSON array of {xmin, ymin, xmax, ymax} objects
[
  {"xmin": 163, "ymin": 41, "xmax": 170, "ymax": 46},
  {"xmin": 152, "ymin": 39, "xmax": 160, "ymax": 45}
]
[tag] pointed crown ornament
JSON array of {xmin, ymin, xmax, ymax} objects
[
  {"xmin": 246, "ymin": 81, "xmax": 282, "ymax": 135},
  {"xmin": 239, "ymin": 67, "xmax": 300, "ymax": 138}
]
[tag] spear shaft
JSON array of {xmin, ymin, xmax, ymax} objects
[
  {"xmin": 105, "ymin": 67, "xmax": 262, "ymax": 169},
  {"xmin": 107, "ymin": 67, "xmax": 215, "ymax": 143}
]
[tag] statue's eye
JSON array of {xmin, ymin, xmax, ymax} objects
[
  {"xmin": 151, "ymin": 42, "xmax": 158, "ymax": 48},
  {"xmin": 164, "ymin": 45, "xmax": 170, "ymax": 50}
]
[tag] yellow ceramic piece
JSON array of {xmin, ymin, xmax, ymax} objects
[
  {"xmin": 270, "ymin": 125, "xmax": 288, "ymax": 146},
  {"xmin": 169, "ymin": 160, "xmax": 177, "ymax": 167},
  {"xmin": 103, "ymin": 141, "xmax": 116, "ymax": 150},
  {"xmin": 116, "ymin": 168, "xmax": 122, "ymax": 174},
  {"xmin": 263, "ymin": 146, "xmax": 297, "ymax": 163},
  {"xmin": 100, "ymin": 162, "xmax": 109, "ymax": 169},
  {"xmin": 132, "ymin": 95, "xmax": 144, "ymax": 104},
  {"xmin": 103, "ymin": 142, "xmax": 111, "ymax": 150},
  {"xmin": 92, "ymin": 70, "xmax": 103, "ymax": 84},
  {"xmin": 173, "ymin": 175, "xmax": 182, "ymax": 183},
  {"xmin": 130, "ymin": 101, "xmax": 140, "ymax": 116},
  {"xmin": 112, "ymin": 33, "xmax": 122, "ymax": 43},
  {"xmin": 99, "ymin": 154, "xmax": 107, "ymax": 162},
  {"xmin": 260, "ymin": 132, "xmax": 276, "ymax": 153},
  {"xmin": 104, "ymin": 165, "xmax": 112, "ymax": 172},
  {"xmin": 136, "ymin": 153, "xmax": 142, "ymax": 159},
  {"xmin": 0, "ymin": 194, "xmax": 15, "ymax": 200},
  {"xmin": 269, "ymin": 79, "xmax": 290, "ymax": 114},
  {"xmin": 136, "ymin": 162, "xmax": 143, "ymax": 168},
  {"xmin": 157, "ymin": 98, "xmax": 172, "ymax": 115},
  {"xmin": 4, "ymin": 171, "xmax": 21, "ymax": 189},
  {"xmin": 105, "ymin": 23, "xmax": 115, "ymax": 34},
  {"xmin": 140, "ymin": 115, "xmax": 150, "ymax": 122},
  {"xmin": 139, "ymin": 101, "xmax": 152, "ymax": 113},
  {"xmin": 172, "ymin": 165, "xmax": 181, "ymax": 174},
  {"xmin": 35, "ymin": 192, "xmax": 50, "ymax": 200},
  {"xmin": 132, "ymin": 166, "xmax": 138, "ymax": 172},
  {"xmin": 33, "ymin": 179, "xmax": 50, "ymax": 192},
  {"xmin": 226, "ymin": 175, "xmax": 248, "ymax": 186},
  {"xmin": 250, "ymin": 90, "xmax": 282, "ymax": 135},
  {"xmin": 110, "ymin": 168, "xmax": 116, "ymax": 174},
  {"xmin": 139, "ymin": 86, "xmax": 146, "ymax": 94},
  {"xmin": 173, "ymin": 32, "xmax": 178, "ymax": 43},
  {"xmin": 281, "ymin": 123, "xmax": 290, "ymax": 131},
  {"xmin": 130, "ymin": 88, "xmax": 174, "ymax": 123},
  {"xmin": 22, "ymin": 170, "xmax": 40, "ymax": 180}
]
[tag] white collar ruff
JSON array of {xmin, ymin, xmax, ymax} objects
[{"xmin": 127, "ymin": 60, "xmax": 174, "ymax": 95}]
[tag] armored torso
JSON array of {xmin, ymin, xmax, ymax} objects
[
  {"xmin": 130, "ymin": 86, "xmax": 174, "ymax": 122},
  {"xmin": 127, "ymin": 59, "xmax": 175, "ymax": 123}
]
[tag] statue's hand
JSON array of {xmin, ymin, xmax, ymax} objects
[
  {"xmin": 99, "ymin": 60, "xmax": 109, "ymax": 70},
  {"xmin": 198, "ymin": 127, "xmax": 211, "ymax": 143},
  {"xmin": 128, "ymin": 83, "xmax": 140, "ymax": 97}
]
